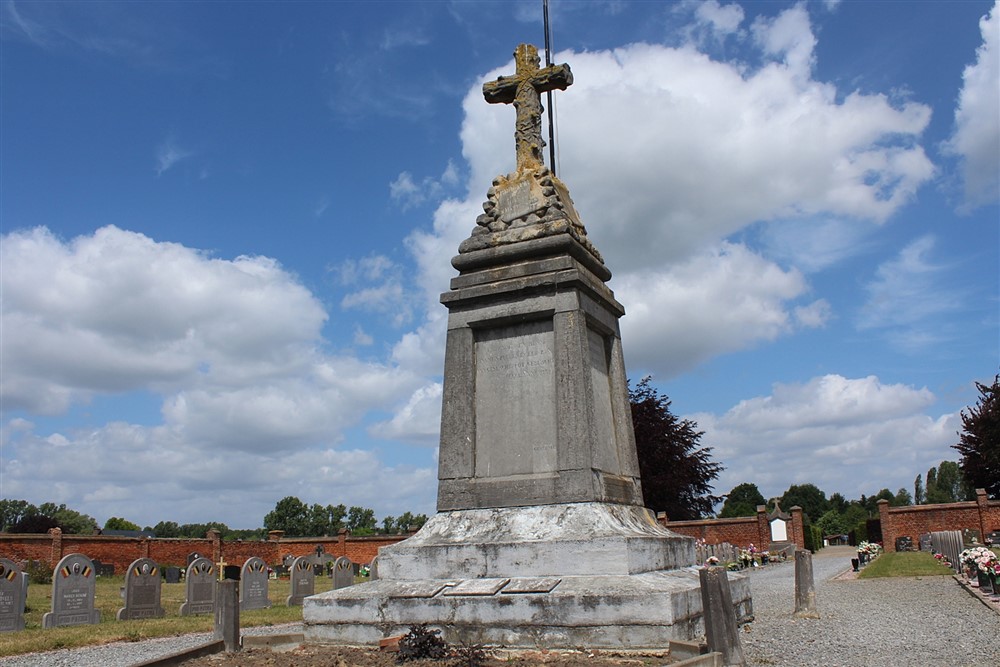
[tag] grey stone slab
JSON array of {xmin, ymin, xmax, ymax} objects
[
  {"xmin": 0, "ymin": 558, "xmax": 26, "ymax": 632},
  {"xmin": 443, "ymin": 578, "xmax": 510, "ymax": 596},
  {"xmin": 179, "ymin": 557, "xmax": 215, "ymax": 616},
  {"xmin": 501, "ymin": 577, "xmax": 561, "ymax": 594},
  {"xmin": 117, "ymin": 558, "xmax": 165, "ymax": 620},
  {"xmin": 241, "ymin": 557, "xmax": 272, "ymax": 611},
  {"xmin": 333, "ymin": 556, "xmax": 354, "ymax": 590},
  {"xmin": 42, "ymin": 553, "xmax": 101, "ymax": 628},
  {"xmin": 387, "ymin": 581, "xmax": 453, "ymax": 599},
  {"xmin": 285, "ymin": 555, "xmax": 314, "ymax": 607}
]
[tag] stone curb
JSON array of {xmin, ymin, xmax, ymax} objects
[
  {"xmin": 130, "ymin": 634, "xmax": 305, "ymax": 666},
  {"xmin": 952, "ymin": 574, "xmax": 1000, "ymax": 617},
  {"xmin": 671, "ymin": 651, "xmax": 724, "ymax": 667}
]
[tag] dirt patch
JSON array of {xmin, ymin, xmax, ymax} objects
[{"xmin": 181, "ymin": 645, "xmax": 673, "ymax": 667}]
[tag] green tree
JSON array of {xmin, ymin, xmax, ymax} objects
[
  {"xmin": 779, "ymin": 484, "xmax": 828, "ymax": 524},
  {"xmin": 827, "ymin": 492, "xmax": 849, "ymax": 515},
  {"xmin": 0, "ymin": 499, "xmax": 36, "ymax": 531},
  {"xmin": 816, "ymin": 509, "xmax": 848, "ymax": 536},
  {"xmin": 719, "ymin": 483, "xmax": 765, "ymax": 518},
  {"xmin": 346, "ymin": 506, "xmax": 377, "ymax": 534},
  {"xmin": 393, "ymin": 512, "xmax": 428, "ymax": 533},
  {"xmin": 263, "ymin": 496, "xmax": 309, "ymax": 536},
  {"xmin": 153, "ymin": 521, "xmax": 181, "ymax": 538},
  {"xmin": 914, "ymin": 474, "xmax": 924, "ymax": 505},
  {"xmin": 926, "ymin": 461, "xmax": 971, "ymax": 503},
  {"xmin": 893, "ymin": 488, "xmax": 913, "ymax": 506},
  {"xmin": 629, "ymin": 377, "xmax": 723, "ymax": 520},
  {"xmin": 953, "ymin": 374, "xmax": 1000, "ymax": 498},
  {"xmin": 104, "ymin": 517, "xmax": 141, "ymax": 531},
  {"xmin": 926, "ymin": 466, "xmax": 938, "ymax": 501},
  {"xmin": 35, "ymin": 503, "xmax": 97, "ymax": 534}
]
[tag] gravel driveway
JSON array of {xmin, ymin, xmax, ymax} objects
[{"xmin": 740, "ymin": 545, "xmax": 999, "ymax": 667}]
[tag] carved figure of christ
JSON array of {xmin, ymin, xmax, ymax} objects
[{"xmin": 483, "ymin": 43, "xmax": 573, "ymax": 173}]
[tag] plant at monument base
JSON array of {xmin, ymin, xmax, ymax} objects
[
  {"xmin": 452, "ymin": 640, "xmax": 489, "ymax": 667},
  {"xmin": 397, "ymin": 624, "xmax": 448, "ymax": 663}
]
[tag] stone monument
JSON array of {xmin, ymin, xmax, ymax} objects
[
  {"xmin": 304, "ymin": 43, "xmax": 750, "ymax": 649},
  {"xmin": 42, "ymin": 553, "xmax": 101, "ymax": 628},
  {"xmin": 117, "ymin": 557, "xmax": 165, "ymax": 620}
]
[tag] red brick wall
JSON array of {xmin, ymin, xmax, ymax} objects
[
  {"xmin": 0, "ymin": 529, "xmax": 408, "ymax": 573},
  {"xmin": 879, "ymin": 489, "xmax": 999, "ymax": 553},
  {"xmin": 660, "ymin": 505, "xmax": 807, "ymax": 551}
]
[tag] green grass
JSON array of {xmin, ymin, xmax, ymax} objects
[
  {"xmin": 857, "ymin": 551, "xmax": 956, "ymax": 579},
  {"xmin": 0, "ymin": 573, "xmax": 352, "ymax": 658}
]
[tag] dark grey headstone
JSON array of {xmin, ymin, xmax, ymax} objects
[
  {"xmin": 333, "ymin": 556, "xmax": 354, "ymax": 589},
  {"xmin": 239, "ymin": 557, "xmax": 271, "ymax": 611},
  {"xmin": 187, "ymin": 552, "xmax": 202, "ymax": 566},
  {"xmin": 918, "ymin": 533, "xmax": 932, "ymax": 552},
  {"xmin": 286, "ymin": 556, "xmax": 315, "ymax": 606},
  {"xmin": 164, "ymin": 566, "xmax": 181, "ymax": 584},
  {"xmin": 42, "ymin": 553, "xmax": 101, "ymax": 628},
  {"xmin": 0, "ymin": 558, "xmax": 27, "ymax": 632},
  {"xmin": 179, "ymin": 557, "xmax": 216, "ymax": 615},
  {"xmin": 894, "ymin": 536, "xmax": 913, "ymax": 552},
  {"xmin": 117, "ymin": 558, "xmax": 165, "ymax": 620}
]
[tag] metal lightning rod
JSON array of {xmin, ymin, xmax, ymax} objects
[{"xmin": 543, "ymin": 0, "xmax": 557, "ymax": 176}]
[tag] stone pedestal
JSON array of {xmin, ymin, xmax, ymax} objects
[{"xmin": 304, "ymin": 45, "xmax": 750, "ymax": 648}]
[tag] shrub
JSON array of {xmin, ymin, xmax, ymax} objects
[
  {"xmin": 26, "ymin": 560, "xmax": 52, "ymax": 585},
  {"xmin": 398, "ymin": 624, "xmax": 448, "ymax": 663}
]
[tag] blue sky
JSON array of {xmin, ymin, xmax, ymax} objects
[{"xmin": 1, "ymin": 0, "xmax": 997, "ymax": 529}]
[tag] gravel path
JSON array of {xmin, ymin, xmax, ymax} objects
[
  {"xmin": 740, "ymin": 545, "xmax": 1000, "ymax": 667},
  {"xmin": 4, "ymin": 546, "xmax": 998, "ymax": 667}
]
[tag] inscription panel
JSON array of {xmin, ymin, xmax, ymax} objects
[
  {"xmin": 588, "ymin": 328, "xmax": 620, "ymax": 474},
  {"xmin": 496, "ymin": 177, "xmax": 545, "ymax": 223},
  {"xmin": 474, "ymin": 320, "xmax": 557, "ymax": 478}
]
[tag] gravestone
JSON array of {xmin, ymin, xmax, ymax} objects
[
  {"xmin": 42, "ymin": 553, "xmax": 101, "ymax": 628},
  {"xmin": 963, "ymin": 528, "xmax": 982, "ymax": 545},
  {"xmin": 919, "ymin": 533, "xmax": 932, "ymax": 552},
  {"xmin": 332, "ymin": 557, "xmax": 354, "ymax": 590},
  {"xmin": 368, "ymin": 556, "xmax": 379, "ymax": 581},
  {"xmin": 164, "ymin": 566, "xmax": 182, "ymax": 584},
  {"xmin": 240, "ymin": 557, "xmax": 271, "ymax": 611},
  {"xmin": 894, "ymin": 536, "xmax": 913, "ymax": 552},
  {"xmin": 117, "ymin": 558, "xmax": 165, "ymax": 620},
  {"xmin": 987, "ymin": 531, "xmax": 1000, "ymax": 546},
  {"xmin": 0, "ymin": 558, "xmax": 27, "ymax": 632},
  {"xmin": 286, "ymin": 556, "xmax": 316, "ymax": 606},
  {"xmin": 179, "ymin": 557, "xmax": 216, "ymax": 616},
  {"xmin": 187, "ymin": 552, "xmax": 202, "ymax": 566},
  {"xmin": 92, "ymin": 559, "xmax": 115, "ymax": 577},
  {"xmin": 303, "ymin": 42, "xmax": 748, "ymax": 649},
  {"xmin": 223, "ymin": 565, "xmax": 241, "ymax": 581},
  {"xmin": 930, "ymin": 531, "xmax": 963, "ymax": 573}
]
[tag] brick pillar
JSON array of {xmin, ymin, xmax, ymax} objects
[
  {"xmin": 141, "ymin": 536, "xmax": 151, "ymax": 559},
  {"xmin": 268, "ymin": 530, "xmax": 284, "ymax": 564},
  {"xmin": 207, "ymin": 529, "xmax": 222, "ymax": 562},
  {"xmin": 338, "ymin": 528, "xmax": 348, "ymax": 557},
  {"xmin": 877, "ymin": 499, "xmax": 892, "ymax": 552},
  {"xmin": 48, "ymin": 527, "xmax": 63, "ymax": 566},
  {"xmin": 789, "ymin": 506, "xmax": 805, "ymax": 550},
  {"xmin": 755, "ymin": 505, "xmax": 770, "ymax": 551}
]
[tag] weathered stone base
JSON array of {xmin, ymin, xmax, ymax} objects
[
  {"xmin": 304, "ymin": 569, "xmax": 751, "ymax": 649},
  {"xmin": 302, "ymin": 504, "xmax": 752, "ymax": 649}
]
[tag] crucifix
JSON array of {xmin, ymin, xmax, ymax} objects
[
  {"xmin": 483, "ymin": 43, "xmax": 572, "ymax": 173},
  {"xmin": 216, "ymin": 556, "xmax": 228, "ymax": 581}
]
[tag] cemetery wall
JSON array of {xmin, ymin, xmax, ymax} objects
[
  {"xmin": 0, "ymin": 528, "xmax": 407, "ymax": 573},
  {"xmin": 661, "ymin": 505, "xmax": 806, "ymax": 551},
  {"xmin": 879, "ymin": 489, "xmax": 1000, "ymax": 553}
]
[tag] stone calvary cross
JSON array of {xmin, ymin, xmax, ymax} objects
[{"xmin": 483, "ymin": 43, "xmax": 572, "ymax": 172}]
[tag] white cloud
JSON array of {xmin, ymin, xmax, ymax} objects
[
  {"xmin": 693, "ymin": 374, "xmax": 958, "ymax": 503},
  {"xmin": 389, "ymin": 160, "xmax": 462, "ymax": 210},
  {"xmin": 155, "ymin": 136, "xmax": 193, "ymax": 176},
  {"xmin": 857, "ymin": 236, "xmax": 965, "ymax": 350},
  {"xmin": 759, "ymin": 217, "xmax": 877, "ymax": 273},
  {"xmin": 369, "ymin": 382, "xmax": 442, "ymax": 446},
  {"xmin": 615, "ymin": 243, "xmax": 825, "ymax": 376},
  {"xmin": 1, "ymin": 420, "xmax": 437, "ymax": 526},
  {"xmin": 695, "ymin": 0, "xmax": 745, "ymax": 36},
  {"xmin": 337, "ymin": 255, "xmax": 413, "ymax": 327},
  {"xmin": 945, "ymin": 0, "xmax": 1000, "ymax": 208}
]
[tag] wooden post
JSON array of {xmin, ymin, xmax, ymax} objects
[
  {"xmin": 214, "ymin": 579, "xmax": 240, "ymax": 652},
  {"xmin": 699, "ymin": 566, "xmax": 746, "ymax": 667},
  {"xmin": 793, "ymin": 549, "xmax": 820, "ymax": 619}
]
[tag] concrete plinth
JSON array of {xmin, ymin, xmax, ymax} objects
[{"xmin": 304, "ymin": 504, "xmax": 752, "ymax": 648}]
